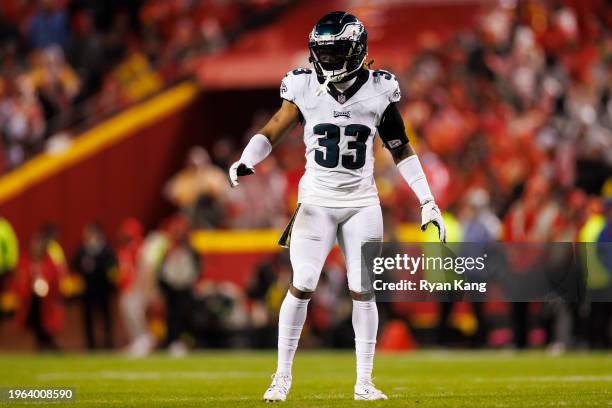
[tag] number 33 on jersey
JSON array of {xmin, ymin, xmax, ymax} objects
[{"xmin": 280, "ymin": 67, "xmax": 407, "ymax": 208}]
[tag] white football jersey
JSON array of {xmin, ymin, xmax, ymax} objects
[{"xmin": 281, "ymin": 68, "xmax": 402, "ymax": 207}]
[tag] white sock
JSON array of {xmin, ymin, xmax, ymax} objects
[
  {"xmin": 352, "ymin": 300, "xmax": 379, "ymax": 383},
  {"xmin": 276, "ymin": 291, "xmax": 310, "ymax": 376}
]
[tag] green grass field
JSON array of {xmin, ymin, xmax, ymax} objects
[{"xmin": 0, "ymin": 351, "xmax": 610, "ymax": 407}]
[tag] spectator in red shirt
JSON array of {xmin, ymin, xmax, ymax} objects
[{"xmin": 14, "ymin": 231, "xmax": 65, "ymax": 350}]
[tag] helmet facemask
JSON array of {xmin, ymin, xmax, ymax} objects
[
  {"xmin": 309, "ymin": 41, "xmax": 366, "ymax": 81},
  {"xmin": 308, "ymin": 21, "xmax": 367, "ymax": 87}
]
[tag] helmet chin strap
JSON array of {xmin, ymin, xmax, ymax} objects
[
  {"xmin": 315, "ymin": 75, "xmax": 332, "ymax": 96},
  {"xmin": 315, "ymin": 61, "xmax": 348, "ymax": 96}
]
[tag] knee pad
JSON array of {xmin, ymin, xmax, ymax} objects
[
  {"xmin": 292, "ymin": 264, "xmax": 320, "ymax": 292},
  {"xmin": 348, "ymin": 271, "xmax": 374, "ymax": 295}
]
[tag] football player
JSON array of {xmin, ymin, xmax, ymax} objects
[{"xmin": 228, "ymin": 11, "xmax": 446, "ymax": 402}]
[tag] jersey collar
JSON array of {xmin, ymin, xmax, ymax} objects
[{"xmin": 321, "ymin": 69, "xmax": 369, "ymax": 105}]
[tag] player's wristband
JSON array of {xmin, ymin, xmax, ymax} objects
[
  {"xmin": 396, "ymin": 155, "xmax": 434, "ymax": 205},
  {"xmin": 240, "ymin": 134, "xmax": 272, "ymax": 167}
]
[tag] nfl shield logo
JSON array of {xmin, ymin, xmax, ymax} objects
[{"xmin": 338, "ymin": 94, "xmax": 346, "ymax": 104}]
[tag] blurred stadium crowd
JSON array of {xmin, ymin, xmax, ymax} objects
[
  {"xmin": 0, "ymin": 0, "xmax": 290, "ymax": 171},
  {"xmin": 0, "ymin": 0, "xmax": 611, "ymax": 353}
]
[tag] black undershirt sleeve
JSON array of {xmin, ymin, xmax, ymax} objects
[{"xmin": 377, "ymin": 102, "xmax": 409, "ymax": 150}]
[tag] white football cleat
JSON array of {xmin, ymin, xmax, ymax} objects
[
  {"xmin": 354, "ymin": 379, "xmax": 388, "ymax": 401},
  {"xmin": 263, "ymin": 373, "xmax": 291, "ymax": 402}
]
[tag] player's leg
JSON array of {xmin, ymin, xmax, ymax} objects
[
  {"xmin": 337, "ymin": 205, "xmax": 387, "ymax": 400},
  {"xmin": 264, "ymin": 204, "xmax": 338, "ymax": 402},
  {"xmin": 279, "ymin": 204, "xmax": 337, "ymax": 374}
]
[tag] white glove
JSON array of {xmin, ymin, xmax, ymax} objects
[
  {"xmin": 421, "ymin": 200, "xmax": 447, "ymax": 243},
  {"xmin": 228, "ymin": 161, "xmax": 255, "ymax": 188}
]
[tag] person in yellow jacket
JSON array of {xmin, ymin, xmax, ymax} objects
[
  {"xmin": 0, "ymin": 218, "xmax": 18, "ymax": 276},
  {"xmin": 0, "ymin": 218, "xmax": 19, "ymax": 314}
]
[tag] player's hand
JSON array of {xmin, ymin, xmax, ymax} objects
[
  {"xmin": 420, "ymin": 200, "xmax": 447, "ymax": 243},
  {"xmin": 228, "ymin": 161, "xmax": 255, "ymax": 188}
]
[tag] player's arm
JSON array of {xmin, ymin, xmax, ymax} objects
[
  {"xmin": 228, "ymin": 100, "xmax": 300, "ymax": 187},
  {"xmin": 378, "ymin": 102, "xmax": 447, "ymax": 243}
]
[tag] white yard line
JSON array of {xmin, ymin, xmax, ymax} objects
[{"xmin": 37, "ymin": 371, "xmax": 612, "ymax": 383}]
